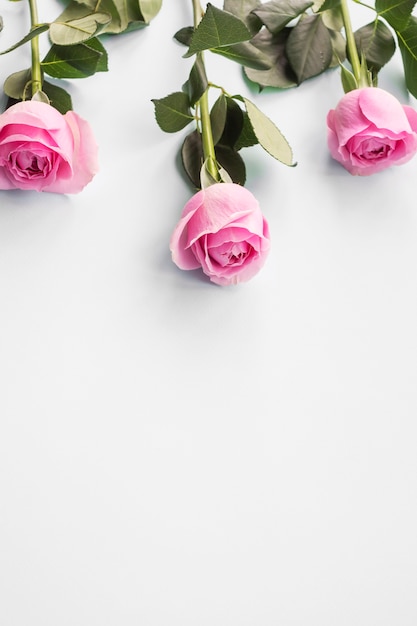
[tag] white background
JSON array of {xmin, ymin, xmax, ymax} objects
[{"xmin": 0, "ymin": 1, "xmax": 416, "ymax": 625}]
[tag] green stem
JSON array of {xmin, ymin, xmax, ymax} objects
[
  {"xmin": 192, "ymin": 0, "xmax": 219, "ymax": 181},
  {"xmin": 340, "ymin": 0, "xmax": 361, "ymax": 83},
  {"xmin": 28, "ymin": 0, "xmax": 42, "ymax": 96}
]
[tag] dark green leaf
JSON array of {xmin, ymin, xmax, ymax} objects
[
  {"xmin": 41, "ymin": 39, "xmax": 108, "ymax": 79},
  {"xmin": 210, "ymin": 94, "xmax": 228, "ymax": 145},
  {"xmin": 215, "ymin": 145, "xmax": 246, "ymax": 185},
  {"xmin": 42, "ymin": 80, "xmax": 73, "ymax": 113},
  {"xmin": 253, "ymin": 0, "xmax": 314, "ymax": 34},
  {"xmin": 375, "ymin": 0, "xmax": 416, "ymax": 31},
  {"xmin": 152, "ymin": 92, "xmax": 194, "ymax": 132},
  {"xmin": 174, "ymin": 26, "xmax": 194, "ymax": 46},
  {"xmin": 353, "ymin": 19, "xmax": 395, "ymax": 74},
  {"xmin": 0, "ymin": 24, "xmax": 50, "ymax": 56},
  {"xmin": 217, "ymin": 97, "xmax": 244, "ymax": 148},
  {"xmin": 181, "ymin": 130, "xmax": 204, "ymax": 188},
  {"xmin": 286, "ymin": 14, "xmax": 333, "ymax": 82},
  {"xmin": 244, "ymin": 26, "xmax": 297, "ymax": 88},
  {"xmin": 211, "ymin": 40, "xmax": 272, "ymax": 68},
  {"xmin": 223, "ymin": 0, "xmax": 263, "ymax": 35},
  {"xmin": 182, "ymin": 56, "xmax": 208, "ymax": 106},
  {"xmin": 185, "ymin": 3, "xmax": 252, "ymax": 57},
  {"xmin": 234, "ymin": 112, "xmax": 259, "ymax": 149},
  {"xmin": 397, "ymin": 16, "xmax": 417, "ymax": 98}
]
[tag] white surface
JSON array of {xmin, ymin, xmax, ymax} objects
[{"xmin": 1, "ymin": 2, "xmax": 417, "ymax": 625}]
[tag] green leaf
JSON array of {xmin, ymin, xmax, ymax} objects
[
  {"xmin": 0, "ymin": 24, "xmax": 50, "ymax": 55},
  {"xmin": 375, "ymin": 0, "xmax": 416, "ymax": 31},
  {"xmin": 41, "ymin": 39, "xmax": 108, "ymax": 79},
  {"xmin": 244, "ymin": 27, "xmax": 297, "ymax": 89},
  {"xmin": 182, "ymin": 130, "xmax": 204, "ymax": 188},
  {"xmin": 313, "ymin": 0, "xmax": 340, "ymax": 11},
  {"xmin": 234, "ymin": 112, "xmax": 259, "ymax": 149},
  {"xmin": 50, "ymin": 5, "xmax": 112, "ymax": 45},
  {"xmin": 210, "ymin": 94, "xmax": 228, "ymax": 145},
  {"xmin": 211, "ymin": 40, "xmax": 272, "ymax": 69},
  {"xmin": 237, "ymin": 96, "xmax": 294, "ymax": 166},
  {"xmin": 286, "ymin": 14, "xmax": 333, "ymax": 82},
  {"xmin": 397, "ymin": 16, "xmax": 417, "ymax": 98},
  {"xmin": 339, "ymin": 62, "xmax": 358, "ymax": 92},
  {"xmin": 182, "ymin": 56, "xmax": 208, "ymax": 106},
  {"xmin": 42, "ymin": 80, "xmax": 73, "ymax": 113},
  {"xmin": 252, "ymin": 0, "xmax": 314, "ymax": 34},
  {"xmin": 151, "ymin": 92, "xmax": 194, "ymax": 133},
  {"xmin": 223, "ymin": 0, "xmax": 263, "ymax": 35},
  {"xmin": 3, "ymin": 68, "xmax": 33, "ymax": 100},
  {"xmin": 174, "ymin": 26, "xmax": 194, "ymax": 46},
  {"xmin": 353, "ymin": 19, "xmax": 396, "ymax": 74},
  {"xmin": 139, "ymin": 0, "xmax": 162, "ymax": 23},
  {"xmin": 215, "ymin": 145, "xmax": 246, "ymax": 185},
  {"xmin": 217, "ymin": 97, "xmax": 244, "ymax": 148},
  {"xmin": 184, "ymin": 3, "xmax": 252, "ymax": 57}
]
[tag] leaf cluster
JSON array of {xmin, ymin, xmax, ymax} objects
[
  {"xmin": 223, "ymin": 0, "xmax": 417, "ymax": 98},
  {"xmin": 0, "ymin": 0, "xmax": 162, "ymax": 112},
  {"xmin": 152, "ymin": 3, "xmax": 294, "ymax": 189}
]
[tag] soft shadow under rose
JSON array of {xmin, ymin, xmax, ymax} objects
[
  {"xmin": 170, "ymin": 182, "xmax": 270, "ymax": 286},
  {"xmin": 327, "ymin": 87, "xmax": 417, "ymax": 175},
  {"xmin": 0, "ymin": 100, "xmax": 98, "ymax": 193}
]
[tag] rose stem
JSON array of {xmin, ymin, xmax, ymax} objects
[
  {"xmin": 191, "ymin": 0, "xmax": 219, "ymax": 181},
  {"xmin": 340, "ymin": 0, "xmax": 362, "ymax": 84},
  {"xmin": 28, "ymin": 0, "xmax": 43, "ymax": 96}
]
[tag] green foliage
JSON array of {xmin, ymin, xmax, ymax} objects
[
  {"xmin": 184, "ymin": 3, "xmax": 252, "ymax": 57},
  {"xmin": 286, "ymin": 14, "xmax": 333, "ymax": 83},
  {"xmin": 0, "ymin": 0, "xmax": 160, "ymax": 114},
  {"xmin": 353, "ymin": 19, "xmax": 395, "ymax": 76},
  {"xmin": 41, "ymin": 38, "xmax": 108, "ymax": 79},
  {"xmin": 252, "ymin": 0, "xmax": 314, "ymax": 34},
  {"xmin": 397, "ymin": 16, "xmax": 417, "ymax": 98},
  {"xmin": 151, "ymin": 92, "xmax": 195, "ymax": 132},
  {"xmin": 375, "ymin": 0, "xmax": 416, "ymax": 31}
]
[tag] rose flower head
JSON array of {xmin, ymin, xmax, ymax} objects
[
  {"xmin": 327, "ymin": 87, "xmax": 417, "ymax": 176},
  {"xmin": 0, "ymin": 100, "xmax": 98, "ymax": 193},
  {"xmin": 170, "ymin": 182, "xmax": 270, "ymax": 286}
]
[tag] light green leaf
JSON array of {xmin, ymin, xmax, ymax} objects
[
  {"xmin": 313, "ymin": 0, "xmax": 340, "ymax": 11},
  {"xmin": 286, "ymin": 13, "xmax": 333, "ymax": 82},
  {"xmin": 185, "ymin": 3, "xmax": 252, "ymax": 57},
  {"xmin": 3, "ymin": 68, "xmax": 33, "ymax": 100},
  {"xmin": 152, "ymin": 92, "xmax": 194, "ymax": 133},
  {"xmin": 50, "ymin": 7, "xmax": 112, "ymax": 45},
  {"xmin": 238, "ymin": 96, "xmax": 294, "ymax": 166},
  {"xmin": 0, "ymin": 24, "xmax": 49, "ymax": 55},
  {"xmin": 139, "ymin": 0, "xmax": 162, "ymax": 23},
  {"xmin": 253, "ymin": 0, "xmax": 314, "ymax": 34},
  {"xmin": 339, "ymin": 62, "xmax": 358, "ymax": 92},
  {"xmin": 375, "ymin": 0, "xmax": 416, "ymax": 31}
]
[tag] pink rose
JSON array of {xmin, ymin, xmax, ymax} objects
[
  {"xmin": 170, "ymin": 182, "xmax": 270, "ymax": 286},
  {"xmin": 0, "ymin": 100, "xmax": 98, "ymax": 193},
  {"xmin": 327, "ymin": 87, "xmax": 417, "ymax": 175}
]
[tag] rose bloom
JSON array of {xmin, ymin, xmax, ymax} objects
[
  {"xmin": 170, "ymin": 182, "xmax": 270, "ymax": 286},
  {"xmin": 327, "ymin": 87, "xmax": 417, "ymax": 175},
  {"xmin": 0, "ymin": 100, "xmax": 98, "ymax": 193}
]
